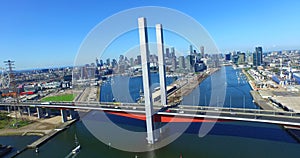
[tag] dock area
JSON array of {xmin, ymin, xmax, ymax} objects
[
  {"xmin": 250, "ymin": 91, "xmax": 276, "ymax": 110},
  {"xmin": 9, "ymin": 118, "xmax": 78, "ymax": 157},
  {"xmin": 167, "ymin": 68, "xmax": 219, "ymax": 105},
  {"xmin": 27, "ymin": 119, "xmax": 77, "ymax": 149},
  {"xmin": 137, "ymin": 68, "xmax": 219, "ymax": 106},
  {"xmin": 250, "ymin": 89, "xmax": 300, "ymax": 112},
  {"xmin": 243, "ymin": 68, "xmax": 287, "ymax": 111},
  {"xmin": 74, "ymin": 86, "xmax": 99, "ymax": 102}
]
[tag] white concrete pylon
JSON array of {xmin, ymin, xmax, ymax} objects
[
  {"xmin": 156, "ymin": 24, "xmax": 167, "ymax": 106},
  {"xmin": 138, "ymin": 17, "xmax": 155, "ymax": 144}
]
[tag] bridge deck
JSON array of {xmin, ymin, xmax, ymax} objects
[{"xmin": 1, "ymin": 101, "xmax": 300, "ymax": 127}]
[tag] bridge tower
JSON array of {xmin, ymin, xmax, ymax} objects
[
  {"xmin": 156, "ymin": 24, "xmax": 167, "ymax": 106},
  {"xmin": 138, "ymin": 17, "xmax": 155, "ymax": 144}
]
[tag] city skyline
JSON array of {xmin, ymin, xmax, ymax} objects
[{"xmin": 1, "ymin": 0, "xmax": 300, "ymax": 70}]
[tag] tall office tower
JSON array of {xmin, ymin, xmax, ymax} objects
[
  {"xmin": 225, "ymin": 53, "xmax": 231, "ymax": 61},
  {"xmin": 172, "ymin": 57, "xmax": 177, "ymax": 71},
  {"xmin": 137, "ymin": 55, "xmax": 142, "ymax": 65},
  {"xmin": 190, "ymin": 45, "xmax": 193, "ymax": 55},
  {"xmin": 138, "ymin": 17, "xmax": 155, "ymax": 144},
  {"xmin": 106, "ymin": 58, "xmax": 110, "ymax": 66},
  {"xmin": 171, "ymin": 47, "xmax": 175, "ymax": 58},
  {"xmin": 130, "ymin": 57, "xmax": 134, "ymax": 66},
  {"xmin": 237, "ymin": 52, "xmax": 246, "ymax": 65},
  {"xmin": 186, "ymin": 55, "xmax": 195, "ymax": 72},
  {"xmin": 99, "ymin": 59, "xmax": 103, "ymax": 67},
  {"xmin": 166, "ymin": 48, "xmax": 170, "ymax": 58},
  {"xmin": 119, "ymin": 55, "xmax": 124, "ymax": 63},
  {"xmin": 178, "ymin": 56, "xmax": 185, "ymax": 70},
  {"xmin": 156, "ymin": 24, "xmax": 167, "ymax": 106},
  {"xmin": 111, "ymin": 59, "xmax": 117, "ymax": 68},
  {"xmin": 253, "ymin": 46, "xmax": 263, "ymax": 67},
  {"xmin": 96, "ymin": 58, "xmax": 100, "ymax": 67},
  {"xmin": 200, "ymin": 46, "xmax": 204, "ymax": 58}
]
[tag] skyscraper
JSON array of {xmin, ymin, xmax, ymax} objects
[
  {"xmin": 190, "ymin": 45, "xmax": 193, "ymax": 55},
  {"xmin": 186, "ymin": 55, "xmax": 195, "ymax": 72},
  {"xmin": 253, "ymin": 46, "xmax": 263, "ymax": 67},
  {"xmin": 111, "ymin": 59, "xmax": 117, "ymax": 68},
  {"xmin": 237, "ymin": 52, "xmax": 246, "ymax": 65},
  {"xmin": 129, "ymin": 57, "xmax": 134, "ymax": 66},
  {"xmin": 225, "ymin": 53, "xmax": 231, "ymax": 61},
  {"xmin": 106, "ymin": 58, "xmax": 110, "ymax": 66},
  {"xmin": 200, "ymin": 46, "xmax": 204, "ymax": 58},
  {"xmin": 172, "ymin": 57, "xmax": 177, "ymax": 71},
  {"xmin": 95, "ymin": 58, "xmax": 100, "ymax": 67},
  {"xmin": 137, "ymin": 55, "xmax": 142, "ymax": 65},
  {"xmin": 178, "ymin": 56, "xmax": 185, "ymax": 70},
  {"xmin": 99, "ymin": 59, "xmax": 103, "ymax": 67},
  {"xmin": 171, "ymin": 47, "xmax": 175, "ymax": 58},
  {"xmin": 166, "ymin": 48, "xmax": 170, "ymax": 58}
]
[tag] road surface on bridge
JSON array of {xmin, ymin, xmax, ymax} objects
[{"xmin": 1, "ymin": 101, "xmax": 300, "ymax": 126}]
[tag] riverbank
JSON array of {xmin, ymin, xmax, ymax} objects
[
  {"xmin": 167, "ymin": 68, "xmax": 220, "ymax": 105},
  {"xmin": 0, "ymin": 112, "xmax": 78, "ymax": 157},
  {"xmin": 242, "ymin": 68, "xmax": 256, "ymax": 90},
  {"xmin": 0, "ymin": 116, "xmax": 67, "ymax": 136},
  {"xmin": 242, "ymin": 68, "xmax": 286, "ymax": 111},
  {"xmin": 27, "ymin": 119, "xmax": 77, "ymax": 148},
  {"xmin": 250, "ymin": 91, "xmax": 276, "ymax": 110},
  {"xmin": 10, "ymin": 119, "xmax": 77, "ymax": 158}
]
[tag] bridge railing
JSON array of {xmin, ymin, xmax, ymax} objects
[
  {"xmin": 2, "ymin": 101, "xmax": 300, "ymax": 119},
  {"xmin": 169, "ymin": 105, "xmax": 300, "ymax": 120}
]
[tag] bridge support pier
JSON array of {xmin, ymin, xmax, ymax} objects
[
  {"xmin": 36, "ymin": 107, "xmax": 42, "ymax": 119},
  {"xmin": 27, "ymin": 107, "xmax": 31, "ymax": 116},
  {"xmin": 69, "ymin": 110, "xmax": 76, "ymax": 120},
  {"xmin": 45, "ymin": 109, "xmax": 51, "ymax": 117},
  {"xmin": 61, "ymin": 109, "xmax": 67, "ymax": 123},
  {"xmin": 18, "ymin": 106, "xmax": 23, "ymax": 117},
  {"xmin": 7, "ymin": 106, "xmax": 10, "ymax": 113}
]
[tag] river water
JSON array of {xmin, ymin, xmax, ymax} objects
[{"xmin": 6, "ymin": 66, "xmax": 300, "ymax": 157}]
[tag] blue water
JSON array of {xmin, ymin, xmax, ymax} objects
[
  {"xmin": 183, "ymin": 66, "xmax": 257, "ymax": 108},
  {"xmin": 16, "ymin": 119, "xmax": 300, "ymax": 158},
  {"xmin": 101, "ymin": 66, "xmax": 257, "ymax": 109},
  {"xmin": 103, "ymin": 112, "xmax": 297, "ymax": 143},
  {"xmin": 100, "ymin": 73, "xmax": 176, "ymax": 102},
  {"xmin": 0, "ymin": 135, "xmax": 40, "ymax": 158}
]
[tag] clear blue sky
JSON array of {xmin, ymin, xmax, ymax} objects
[{"xmin": 1, "ymin": 0, "xmax": 300, "ymax": 70}]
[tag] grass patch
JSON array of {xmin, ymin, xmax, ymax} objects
[
  {"xmin": 242, "ymin": 68, "xmax": 254, "ymax": 81},
  {"xmin": 41, "ymin": 94, "xmax": 75, "ymax": 102},
  {"xmin": 0, "ymin": 112, "xmax": 32, "ymax": 129},
  {"xmin": 0, "ymin": 112, "xmax": 10, "ymax": 129}
]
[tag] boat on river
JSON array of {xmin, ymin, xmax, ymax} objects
[{"xmin": 72, "ymin": 134, "xmax": 81, "ymax": 154}]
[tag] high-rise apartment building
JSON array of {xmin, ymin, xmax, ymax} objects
[
  {"xmin": 253, "ymin": 46, "xmax": 263, "ymax": 67},
  {"xmin": 178, "ymin": 56, "xmax": 185, "ymax": 70},
  {"xmin": 200, "ymin": 46, "xmax": 204, "ymax": 58}
]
